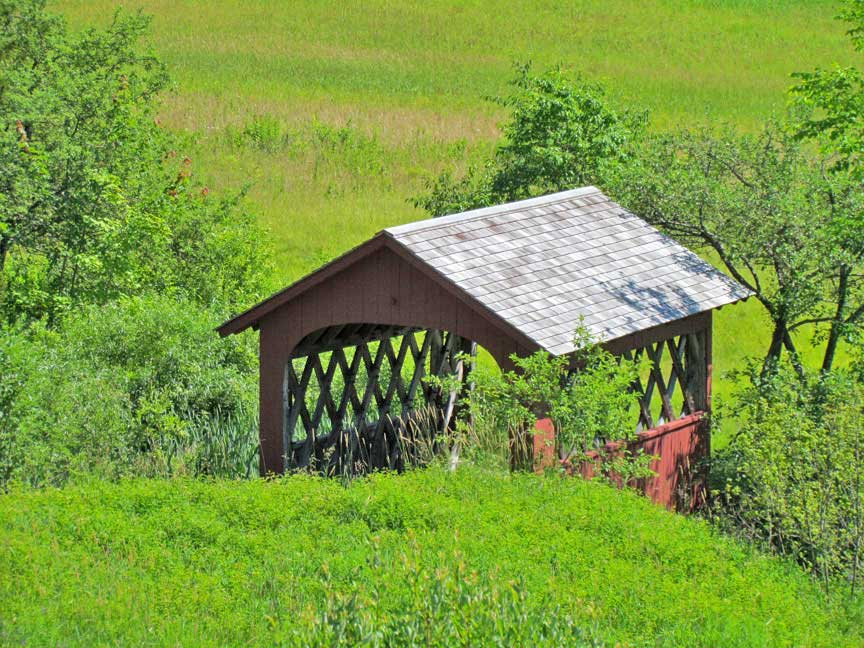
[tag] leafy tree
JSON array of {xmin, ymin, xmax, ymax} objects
[
  {"xmin": 611, "ymin": 123, "xmax": 864, "ymax": 375},
  {"xmin": 784, "ymin": 0, "xmax": 864, "ymax": 373},
  {"xmin": 612, "ymin": 0, "xmax": 864, "ymax": 377},
  {"xmin": 712, "ymin": 362, "xmax": 864, "ymax": 595},
  {"xmin": 0, "ymin": 0, "xmax": 271, "ymax": 323},
  {"xmin": 413, "ymin": 65, "xmax": 645, "ymax": 216},
  {"xmin": 613, "ymin": 0, "xmax": 864, "ymax": 376}
]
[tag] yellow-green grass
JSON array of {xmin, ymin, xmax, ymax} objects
[
  {"xmin": 55, "ymin": 1, "xmax": 858, "ymax": 438},
  {"xmin": 59, "ymin": 0, "xmax": 854, "ymax": 133}
]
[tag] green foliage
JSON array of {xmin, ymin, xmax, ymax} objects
[
  {"xmin": 182, "ymin": 408, "xmax": 259, "ymax": 480},
  {"xmin": 0, "ymin": 0, "xmax": 272, "ymax": 323},
  {"xmin": 554, "ymin": 329, "xmax": 647, "ymax": 458},
  {"xmin": 299, "ymin": 551, "xmax": 602, "ymax": 647},
  {"xmin": 791, "ymin": 0, "xmax": 864, "ymax": 178},
  {"xmin": 467, "ymin": 329, "xmax": 652, "ymax": 479},
  {"xmin": 839, "ymin": 0, "xmax": 864, "ymax": 52},
  {"xmin": 0, "ymin": 325, "xmax": 135, "ymax": 486},
  {"xmin": 712, "ymin": 364, "xmax": 864, "ymax": 595},
  {"xmin": 233, "ymin": 114, "xmax": 292, "ymax": 153},
  {"xmin": 1, "ymin": 467, "xmax": 861, "ymax": 646},
  {"xmin": 0, "ymin": 294, "xmax": 258, "ymax": 487},
  {"xmin": 413, "ymin": 66, "xmax": 645, "ymax": 216}
]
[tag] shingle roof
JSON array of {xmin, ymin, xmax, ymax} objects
[
  {"xmin": 219, "ymin": 186, "xmax": 751, "ymax": 350},
  {"xmin": 385, "ymin": 186, "xmax": 751, "ymax": 355}
]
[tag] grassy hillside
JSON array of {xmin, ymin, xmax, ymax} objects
[
  {"xmin": 53, "ymin": 1, "xmax": 857, "ymax": 415},
  {"xmin": 2, "ymin": 467, "xmax": 862, "ymax": 646},
  {"xmin": 55, "ymin": 0, "xmax": 854, "ymax": 272}
]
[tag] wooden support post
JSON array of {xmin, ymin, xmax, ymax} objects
[
  {"xmin": 684, "ymin": 326, "xmax": 710, "ymax": 413},
  {"xmin": 533, "ymin": 418, "xmax": 556, "ymax": 474},
  {"xmin": 259, "ymin": 317, "xmax": 294, "ymax": 476},
  {"xmin": 682, "ymin": 312, "xmax": 712, "ymax": 508}
]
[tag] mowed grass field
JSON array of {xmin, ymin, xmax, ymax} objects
[{"xmin": 57, "ymin": 1, "xmax": 857, "ymax": 419}]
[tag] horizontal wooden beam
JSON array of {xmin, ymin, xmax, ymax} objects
[
  {"xmin": 291, "ymin": 324, "xmax": 422, "ymax": 357},
  {"xmin": 600, "ymin": 311, "xmax": 710, "ymax": 358}
]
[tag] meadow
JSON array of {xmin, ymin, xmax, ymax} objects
[
  {"xmin": 55, "ymin": 0, "xmax": 859, "ymax": 415},
  {"xmin": 2, "ymin": 466, "xmax": 862, "ymax": 646},
  {"xmin": 3, "ymin": 3, "xmax": 864, "ymax": 644}
]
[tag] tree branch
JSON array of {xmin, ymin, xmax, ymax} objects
[{"xmin": 789, "ymin": 316, "xmax": 836, "ymax": 331}]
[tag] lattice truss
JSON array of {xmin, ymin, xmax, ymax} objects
[
  {"xmin": 618, "ymin": 330, "xmax": 709, "ymax": 431},
  {"xmin": 284, "ymin": 324, "xmax": 473, "ymax": 474}
]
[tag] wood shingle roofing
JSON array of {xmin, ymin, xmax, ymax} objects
[{"xmin": 219, "ymin": 186, "xmax": 751, "ymax": 353}]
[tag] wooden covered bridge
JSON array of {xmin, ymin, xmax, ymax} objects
[{"xmin": 219, "ymin": 186, "xmax": 750, "ymax": 505}]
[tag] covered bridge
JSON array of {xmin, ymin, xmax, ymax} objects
[{"xmin": 219, "ymin": 186, "xmax": 750, "ymax": 497}]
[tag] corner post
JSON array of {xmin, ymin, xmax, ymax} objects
[
  {"xmin": 684, "ymin": 312, "xmax": 711, "ymax": 414},
  {"xmin": 258, "ymin": 316, "xmax": 293, "ymax": 476}
]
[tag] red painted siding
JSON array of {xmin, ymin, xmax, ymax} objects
[{"xmin": 534, "ymin": 414, "xmax": 709, "ymax": 511}]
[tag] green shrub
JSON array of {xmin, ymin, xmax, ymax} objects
[
  {"xmin": 242, "ymin": 114, "xmax": 290, "ymax": 152},
  {"xmin": 0, "ymin": 294, "xmax": 258, "ymax": 486},
  {"xmin": 462, "ymin": 330, "xmax": 652, "ymax": 479},
  {"xmin": 712, "ymin": 363, "xmax": 864, "ymax": 595},
  {"xmin": 0, "ymin": 329, "xmax": 135, "ymax": 486}
]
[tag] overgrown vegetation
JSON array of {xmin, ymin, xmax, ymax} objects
[
  {"xmin": 2, "ymin": 467, "xmax": 862, "ymax": 647},
  {"xmin": 463, "ymin": 330, "xmax": 653, "ymax": 479},
  {"xmin": 712, "ymin": 365, "xmax": 864, "ymax": 595},
  {"xmin": 0, "ymin": 294, "xmax": 258, "ymax": 487},
  {"xmin": 3, "ymin": 0, "xmax": 864, "ymax": 642}
]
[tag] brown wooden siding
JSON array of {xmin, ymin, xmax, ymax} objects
[{"xmin": 257, "ymin": 245, "xmax": 537, "ymax": 473}]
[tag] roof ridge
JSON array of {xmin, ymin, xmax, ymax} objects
[{"xmin": 386, "ymin": 186, "xmax": 602, "ymax": 237}]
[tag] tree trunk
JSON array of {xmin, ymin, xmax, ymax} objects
[
  {"xmin": 761, "ymin": 322, "xmax": 786, "ymax": 378},
  {"xmin": 822, "ymin": 265, "xmax": 850, "ymax": 374},
  {"xmin": 822, "ymin": 323, "xmax": 843, "ymax": 374},
  {"xmin": 0, "ymin": 233, "xmax": 7, "ymax": 273},
  {"xmin": 782, "ymin": 329, "xmax": 806, "ymax": 381}
]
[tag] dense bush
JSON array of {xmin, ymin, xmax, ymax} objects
[
  {"xmin": 1, "ymin": 467, "xmax": 861, "ymax": 646},
  {"xmin": 0, "ymin": 294, "xmax": 258, "ymax": 487},
  {"xmin": 712, "ymin": 364, "xmax": 864, "ymax": 595},
  {"xmin": 462, "ymin": 333, "xmax": 652, "ymax": 479}
]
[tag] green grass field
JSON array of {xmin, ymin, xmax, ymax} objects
[
  {"xmin": 2, "ymin": 467, "xmax": 862, "ymax": 646},
  {"xmin": 55, "ymin": 1, "xmax": 857, "ymax": 419}
]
